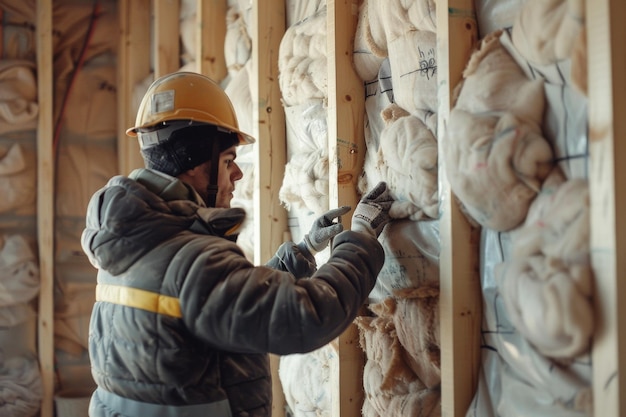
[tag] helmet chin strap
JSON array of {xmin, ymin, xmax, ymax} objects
[{"xmin": 206, "ymin": 138, "xmax": 221, "ymax": 208}]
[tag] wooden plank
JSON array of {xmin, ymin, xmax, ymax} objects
[
  {"xmin": 250, "ymin": 0, "xmax": 286, "ymax": 265},
  {"xmin": 36, "ymin": 1, "xmax": 54, "ymax": 416},
  {"xmin": 327, "ymin": 1, "xmax": 366, "ymax": 416},
  {"xmin": 154, "ymin": 0, "xmax": 180, "ymax": 77},
  {"xmin": 588, "ymin": 0, "xmax": 626, "ymax": 415},
  {"xmin": 436, "ymin": 2, "xmax": 482, "ymax": 417},
  {"xmin": 117, "ymin": 0, "xmax": 151, "ymax": 175},
  {"xmin": 250, "ymin": 1, "xmax": 287, "ymax": 415},
  {"xmin": 197, "ymin": 0, "xmax": 227, "ymax": 81}
]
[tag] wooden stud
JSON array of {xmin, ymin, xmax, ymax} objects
[
  {"xmin": 197, "ymin": 0, "xmax": 227, "ymax": 81},
  {"xmin": 436, "ymin": 2, "xmax": 482, "ymax": 417},
  {"xmin": 250, "ymin": 0, "xmax": 287, "ymax": 265},
  {"xmin": 154, "ymin": 0, "xmax": 181, "ymax": 77},
  {"xmin": 117, "ymin": 0, "xmax": 151, "ymax": 175},
  {"xmin": 249, "ymin": 2, "xmax": 287, "ymax": 414},
  {"xmin": 588, "ymin": 0, "xmax": 626, "ymax": 415},
  {"xmin": 36, "ymin": 2, "xmax": 54, "ymax": 416},
  {"xmin": 327, "ymin": 1, "xmax": 366, "ymax": 416}
]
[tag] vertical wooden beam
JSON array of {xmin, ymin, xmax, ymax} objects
[
  {"xmin": 436, "ymin": 2, "xmax": 482, "ymax": 417},
  {"xmin": 251, "ymin": 0, "xmax": 286, "ymax": 265},
  {"xmin": 36, "ymin": 2, "xmax": 54, "ymax": 416},
  {"xmin": 327, "ymin": 1, "xmax": 366, "ymax": 416},
  {"xmin": 327, "ymin": 0, "xmax": 364, "ymax": 217},
  {"xmin": 588, "ymin": 0, "xmax": 626, "ymax": 415},
  {"xmin": 250, "ymin": 1, "xmax": 287, "ymax": 415},
  {"xmin": 154, "ymin": 0, "xmax": 181, "ymax": 77},
  {"xmin": 197, "ymin": 0, "xmax": 227, "ymax": 81},
  {"xmin": 117, "ymin": 0, "xmax": 151, "ymax": 175}
]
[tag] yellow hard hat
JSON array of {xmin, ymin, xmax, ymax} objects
[{"xmin": 126, "ymin": 71, "xmax": 255, "ymax": 145}]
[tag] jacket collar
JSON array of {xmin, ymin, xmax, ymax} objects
[{"xmin": 129, "ymin": 168, "xmax": 245, "ymax": 239}]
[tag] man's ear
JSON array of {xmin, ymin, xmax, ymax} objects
[{"xmin": 184, "ymin": 163, "xmax": 209, "ymax": 177}]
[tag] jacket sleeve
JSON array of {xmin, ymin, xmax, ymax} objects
[
  {"xmin": 179, "ymin": 230, "xmax": 385, "ymax": 355},
  {"xmin": 265, "ymin": 241, "xmax": 317, "ymax": 278}
]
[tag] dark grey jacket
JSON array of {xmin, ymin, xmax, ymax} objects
[{"xmin": 81, "ymin": 168, "xmax": 385, "ymax": 417}]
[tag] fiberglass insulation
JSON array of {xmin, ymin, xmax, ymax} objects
[
  {"xmin": 354, "ymin": 0, "xmax": 439, "ymax": 220},
  {"xmin": 350, "ymin": 1, "xmax": 444, "ymax": 414},
  {"xmin": 443, "ymin": 29, "xmax": 554, "ymax": 232},
  {"xmin": 275, "ymin": 4, "xmax": 338, "ymax": 416},
  {"xmin": 465, "ymin": 0, "xmax": 593, "ymax": 416},
  {"xmin": 495, "ymin": 167, "xmax": 593, "ymax": 359},
  {"xmin": 355, "ymin": 308, "xmax": 440, "ymax": 417},
  {"xmin": 0, "ymin": 233, "xmax": 40, "ymax": 415},
  {"xmin": 278, "ymin": 7, "xmax": 330, "ymax": 217}
]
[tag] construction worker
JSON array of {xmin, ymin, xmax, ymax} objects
[{"xmin": 81, "ymin": 71, "xmax": 392, "ymax": 417}]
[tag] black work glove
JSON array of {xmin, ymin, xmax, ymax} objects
[
  {"xmin": 297, "ymin": 205, "xmax": 351, "ymax": 255},
  {"xmin": 351, "ymin": 182, "xmax": 393, "ymax": 238}
]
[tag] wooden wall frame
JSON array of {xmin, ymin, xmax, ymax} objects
[
  {"xmin": 436, "ymin": 1, "xmax": 482, "ymax": 416},
  {"xmin": 588, "ymin": 0, "xmax": 626, "ymax": 415},
  {"xmin": 29, "ymin": 0, "xmax": 625, "ymax": 415},
  {"xmin": 36, "ymin": 2, "xmax": 54, "ymax": 416}
]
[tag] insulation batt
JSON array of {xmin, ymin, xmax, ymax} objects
[
  {"xmin": 54, "ymin": 282, "xmax": 96, "ymax": 356},
  {"xmin": 470, "ymin": 230, "xmax": 593, "ymax": 417},
  {"xmin": 444, "ymin": 30, "xmax": 554, "ymax": 231},
  {"xmin": 361, "ymin": 0, "xmax": 437, "ymax": 116},
  {"xmin": 62, "ymin": 65, "xmax": 117, "ymax": 140},
  {"xmin": 0, "ymin": 305, "xmax": 35, "ymax": 358},
  {"xmin": 286, "ymin": 0, "xmax": 326, "ymax": 27},
  {"xmin": 224, "ymin": 6, "xmax": 252, "ymax": 75},
  {"xmin": 220, "ymin": 1, "xmax": 255, "ymax": 261},
  {"xmin": 278, "ymin": 9, "xmax": 328, "ymax": 107},
  {"xmin": 511, "ymin": 0, "xmax": 587, "ymax": 96},
  {"xmin": 0, "ymin": 353, "xmax": 42, "ymax": 417},
  {"xmin": 55, "ymin": 143, "xmax": 118, "ymax": 219},
  {"xmin": 0, "ymin": 9, "xmax": 37, "ymax": 60},
  {"xmin": 354, "ymin": 0, "xmax": 440, "ymax": 221},
  {"xmin": 358, "ymin": 70, "xmax": 388, "ymax": 196},
  {"xmin": 495, "ymin": 168, "xmax": 593, "ymax": 359},
  {"xmin": 369, "ymin": 218, "xmax": 440, "ymax": 302},
  {"xmin": 370, "ymin": 286, "xmax": 441, "ymax": 389},
  {"xmin": 179, "ymin": 0, "xmax": 197, "ymax": 66},
  {"xmin": 454, "ymin": 30, "xmax": 546, "ymax": 129},
  {"xmin": 0, "ymin": 1, "xmax": 118, "ymax": 64},
  {"xmin": 356, "ymin": 314, "xmax": 441, "ymax": 417},
  {"xmin": 375, "ymin": 104, "xmax": 438, "ymax": 220},
  {"xmin": 278, "ymin": 9, "xmax": 330, "ymax": 217},
  {"xmin": 279, "ymin": 102, "xmax": 329, "ymax": 215},
  {"xmin": 51, "ymin": 2, "xmax": 118, "ymax": 125},
  {"xmin": 353, "ymin": 1, "xmax": 384, "ymax": 83},
  {"xmin": 0, "ymin": 61, "xmax": 38, "ymax": 134},
  {"xmin": 0, "ymin": 144, "xmax": 36, "ymax": 216},
  {"xmin": 278, "ymin": 344, "xmax": 336, "ymax": 417},
  {"xmin": 445, "ymin": 110, "xmax": 553, "ymax": 231},
  {"xmin": 0, "ymin": 235, "xmax": 39, "ymax": 306},
  {"xmin": 511, "ymin": 0, "xmax": 584, "ymax": 67},
  {"xmin": 0, "ymin": 303, "xmax": 34, "ymax": 328}
]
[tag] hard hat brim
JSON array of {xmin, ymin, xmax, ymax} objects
[{"xmin": 127, "ymin": 122, "xmax": 256, "ymax": 146}]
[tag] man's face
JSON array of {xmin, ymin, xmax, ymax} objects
[
  {"xmin": 179, "ymin": 145, "xmax": 244, "ymax": 208},
  {"xmin": 210, "ymin": 145, "xmax": 243, "ymax": 208}
]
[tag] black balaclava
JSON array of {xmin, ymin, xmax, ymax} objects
[{"xmin": 140, "ymin": 122, "xmax": 239, "ymax": 206}]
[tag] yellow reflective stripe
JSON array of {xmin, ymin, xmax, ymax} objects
[{"xmin": 96, "ymin": 284, "xmax": 182, "ymax": 318}]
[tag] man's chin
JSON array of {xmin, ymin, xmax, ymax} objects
[{"xmin": 215, "ymin": 195, "xmax": 233, "ymax": 208}]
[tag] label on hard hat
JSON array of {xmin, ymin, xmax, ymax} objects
[{"xmin": 150, "ymin": 90, "xmax": 175, "ymax": 114}]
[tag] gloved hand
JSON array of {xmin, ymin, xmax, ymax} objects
[
  {"xmin": 351, "ymin": 182, "xmax": 393, "ymax": 238},
  {"xmin": 297, "ymin": 206, "xmax": 352, "ymax": 255}
]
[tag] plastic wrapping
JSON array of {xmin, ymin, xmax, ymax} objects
[{"xmin": 466, "ymin": 0, "xmax": 592, "ymax": 412}]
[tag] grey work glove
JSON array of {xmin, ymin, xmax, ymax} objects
[
  {"xmin": 351, "ymin": 181, "xmax": 393, "ymax": 238},
  {"xmin": 297, "ymin": 205, "xmax": 352, "ymax": 255}
]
